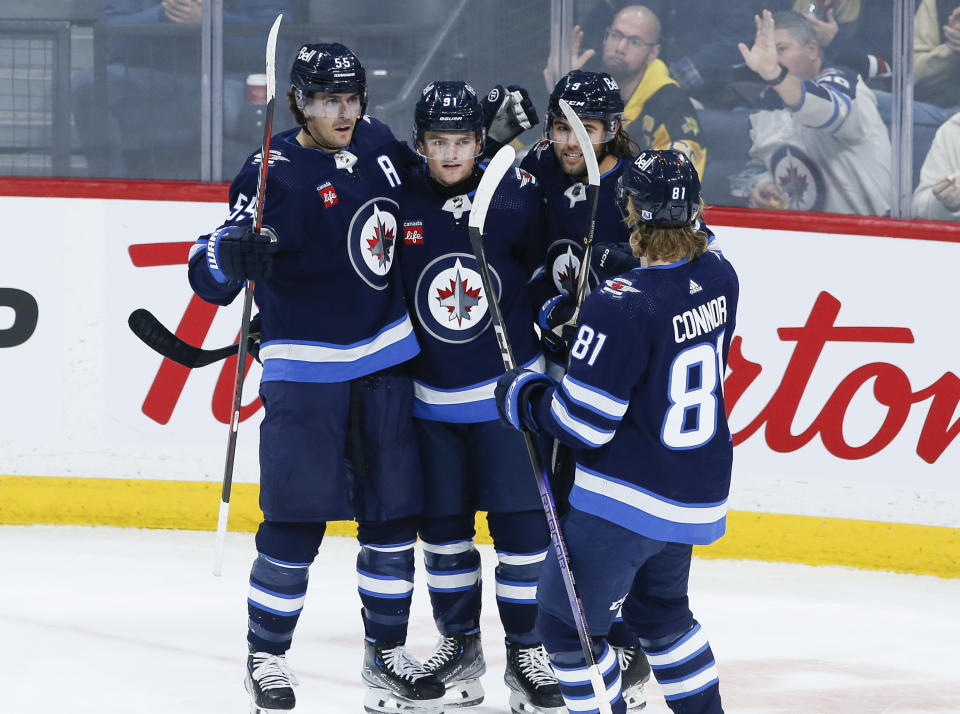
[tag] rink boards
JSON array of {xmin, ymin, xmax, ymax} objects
[{"xmin": 0, "ymin": 181, "xmax": 957, "ymax": 577}]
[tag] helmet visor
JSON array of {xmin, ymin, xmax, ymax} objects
[
  {"xmin": 415, "ymin": 132, "xmax": 483, "ymax": 161},
  {"xmin": 302, "ymin": 92, "xmax": 363, "ymax": 118},
  {"xmin": 546, "ymin": 116, "xmax": 617, "ymax": 144}
]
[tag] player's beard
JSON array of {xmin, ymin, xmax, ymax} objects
[{"xmin": 567, "ymin": 141, "xmax": 610, "ymax": 180}]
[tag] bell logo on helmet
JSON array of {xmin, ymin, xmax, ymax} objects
[
  {"xmin": 634, "ymin": 153, "xmax": 656, "ymax": 171},
  {"xmin": 297, "ymin": 47, "xmax": 316, "ymax": 63}
]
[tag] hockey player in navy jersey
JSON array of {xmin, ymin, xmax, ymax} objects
[
  {"xmin": 522, "ymin": 71, "xmax": 637, "ymax": 330},
  {"xmin": 395, "ymin": 81, "xmax": 564, "ymax": 714},
  {"xmin": 187, "ymin": 43, "xmax": 447, "ymax": 714},
  {"xmin": 523, "ymin": 69, "xmax": 653, "ymax": 709},
  {"xmin": 496, "ymin": 150, "xmax": 738, "ymax": 714}
]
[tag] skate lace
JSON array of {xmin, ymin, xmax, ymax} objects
[
  {"xmin": 423, "ymin": 635, "xmax": 459, "ymax": 671},
  {"xmin": 250, "ymin": 653, "xmax": 299, "ymax": 691},
  {"xmin": 382, "ymin": 645, "xmax": 432, "ymax": 682},
  {"xmin": 518, "ymin": 645, "xmax": 558, "ymax": 688},
  {"xmin": 617, "ymin": 646, "xmax": 635, "ymax": 670}
]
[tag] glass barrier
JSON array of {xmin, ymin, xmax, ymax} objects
[{"xmin": 0, "ymin": 0, "xmax": 956, "ymax": 223}]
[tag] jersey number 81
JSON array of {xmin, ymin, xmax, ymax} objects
[{"xmin": 661, "ymin": 333, "xmax": 726, "ymax": 450}]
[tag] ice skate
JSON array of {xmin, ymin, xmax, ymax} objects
[
  {"xmin": 422, "ymin": 631, "xmax": 486, "ymax": 707},
  {"xmin": 362, "ymin": 639, "xmax": 445, "ymax": 714},
  {"xmin": 504, "ymin": 642, "xmax": 565, "ymax": 714},
  {"xmin": 617, "ymin": 645, "xmax": 651, "ymax": 712},
  {"xmin": 244, "ymin": 650, "xmax": 298, "ymax": 714}
]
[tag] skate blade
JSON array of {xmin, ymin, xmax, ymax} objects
[
  {"xmin": 623, "ymin": 681, "xmax": 647, "ymax": 711},
  {"xmin": 508, "ymin": 691, "xmax": 567, "ymax": 714},
  {"xmin": 363, "ymin": 688, "xmax": 443, "ymax": 714},
  {"xmin": 442, "ymin": 677, "xmax": 484, "ymax": 707}
]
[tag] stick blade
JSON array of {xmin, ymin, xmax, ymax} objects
[
  {"xmin": 265, "ymin": 14, "xmax": 282, "ymax": 102},
  {"xmin": 558, "ymin": 99, "xmax": 600, "ymax": 187},
  {"xmin": 468, "ymin": 144, "xmax": 516, "ymax": 234}
]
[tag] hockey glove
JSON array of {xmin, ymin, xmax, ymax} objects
[
  {"xmin": 538, "ymin": 294, "xmax": 576, "ymax": 332},
  {"xmin": 206, "ymin": 224, "xmax": 278, "ymax": 283},
  {"xmin": 495, "ymin": 367, "xmax": 552, "ymax": 432},
  {"xmin": 483, "ymin": 85, "xmax": 540, "ymax": 145},
  {"xmin": 592, "ymin": 242, "xmax": 641, "ymax": 281},
  {"xmin": 246, "ymin": 312, "xmax": 262, "ymax": 364}
]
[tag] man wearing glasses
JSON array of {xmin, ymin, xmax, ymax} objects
[{"xmin": 546, "ymin": 5, "xmax": 707, "ymax": 178}]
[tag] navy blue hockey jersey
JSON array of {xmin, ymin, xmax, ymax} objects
[
  {"xmin": 520, "ymin": 140, "xmax": 630, "ymax": 299},
  {"xmin": 531, "ymin": 245, "xmax": 739, "ymax": 545},
  {"xmin": 398, "ymin": 164, "xmax": 546, "ymax": 422},
  {"xmin": 188, "ymin": 118, "xmax": 419, "ymax": 383}
]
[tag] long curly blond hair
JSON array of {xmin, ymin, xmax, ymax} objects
[{"xmin": 625, "ymin": 195, "xmax": 709, "ymax": 263}]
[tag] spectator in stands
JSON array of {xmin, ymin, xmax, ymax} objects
[
  {"xmin": 542, "ymin": 5, "xmax": 707, "ymax": 177},
  {"xmin": 913, "ymin": 111, "xmax": 960, "ymax": 221},
  {"xmin": 559, "ymin": 0, "xmax": 766, "ymax": 108},
  {"xmin": 73, "ymin": 0, "xmax": 289, "ymax": 179},
  {"xmin": 737, "ymin": 9, "xmax": 891, "ymax": 215},
  {"xmin": 915, "ymin": 0, "xmax": 960, "ymax": 111},
  {"xmin": 794, "ymin": 0, "xmax": 895, "ymax": 86}
]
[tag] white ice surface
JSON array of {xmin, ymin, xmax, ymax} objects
[{"xmin": 2, "ymin": 525, "xmax": 959, "ymax": 713}]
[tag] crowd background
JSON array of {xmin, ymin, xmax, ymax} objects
[{"xmin": 0, "ymin": 0, "xmax": 957, "ymax": 221}]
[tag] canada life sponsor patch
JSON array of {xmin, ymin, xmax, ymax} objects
[
  {"xmin": 403, "ymin": 220, "xmax": 424, "ymax": 245},
  {"xmin": 316, "ymin": 181, "xmax": 338, "ymax": 207}
]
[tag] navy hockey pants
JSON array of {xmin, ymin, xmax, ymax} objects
[{"xmin": 258, "ymin": 372, "xmax": 423, "ymax": 523}]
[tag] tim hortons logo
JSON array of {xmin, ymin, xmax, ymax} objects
[{"xmin": 128, "ymin": 242, "xmax": 960, "ymax": 464}]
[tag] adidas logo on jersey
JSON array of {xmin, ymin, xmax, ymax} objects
[{"xmin": 689, "ymin": 279, "xmax": 702, "ymax": 294}]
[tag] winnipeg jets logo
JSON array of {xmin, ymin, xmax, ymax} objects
[
  {"xmin": 253, "ymin": 149, "xmax": 289, "ymax": 167},
  {"xmin": 546, "ymin": 239, "xmax": 595, "ymax": 295},
  {"xmin": 609, "ymin": 594, "xmax": 627, "ymax": 612},
  {"xmin": 366, "ymin": 204, "xmax": 395, "ymax": 270},
  {"xmin": 435, "ymin": 259, "xmax": 483, "ymax": 326},
  {"xmin": 347, "ymin": 197, "xmax": 399, "ymax": 290},
  {"xmin": 415, "ymin": 253, "xmax": 501, "ymax": 344},
  {"xmin": 563, "ymin": 182, "xmax": 586, "ymax": 209},
  {"xmin": 552, "ymin": 246, "xmax": 581, "ymax": 295},
  {"xmin": 770, "ymin": 145, "xmax": 824, "ymax": 212},
  {"xmin": 442, "ymin": 194, "xmax": 472, "ymax": 220}
]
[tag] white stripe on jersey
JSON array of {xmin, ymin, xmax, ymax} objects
[
  {"xmin": 415, "ymin": 355, "xmax": 545, "ymax": 406},
  {"xmin": 259, "ymin": 315, "xmax": 414, "ymax": 364},
  {"xmin": 575, "ymin": 467, "xmax": 727, "ymax": 524},
  {"xmin": 550, "ymin": 396, "xmax": 616, "ymax": 447},
  {"xmin": 560, "ymin": 375, "xmax": 629, "ymax": 419}
]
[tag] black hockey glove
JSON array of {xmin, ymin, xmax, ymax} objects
[
  {"xmin": 206, "ymin": 224, "xmax": 278, "ymax": 283},
  {"xmin": 538, "ymin": 294, "xmax": 576, "ymax": 332},
  {"xmin": 592, "ymin": 242, "xmax": 641, "ymax": 281},
  {"xmin": 246, "ymin": 312, "xmax": 262, "ymax": 364},
  {"xmin": 495, "ymin": 367, "xmax": 552, "ymax": 432},
  {"xmin": 482, "ymin": 85, "xmax": 540, "ymax": 145}
]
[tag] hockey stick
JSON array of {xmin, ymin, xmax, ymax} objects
[
  {"xmin": 557, "ymin": 98, "xmax": 601, "ymax": 323},
  {"xmin": 468, "ymin": 145, "xmax": 613, "ymax": 714},
  {"xmin": 549, "ymin": 99, "xmax": 603, "ymax": 496},
  {"xmin": 128, "ymin": 308, "xmax": 240, "ymax": 369},
  {"xmin": 213, "ymin": 12, "xmax": 282, "ymax": 576}
]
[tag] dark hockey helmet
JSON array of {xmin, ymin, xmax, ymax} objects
[
  {"xmin": 616, "ymin": 149, "xmax": 701, "ymax": 228},
  {"xmin": 290, "ymin": 42, "xmax": 367, "ymax": 116},
  {"xmin": 414, "ymin": 81, "xmax": 484, "ymax": 140},
  {"xmin": 547, "ymin": 70, "xmax": 624, "ymax": 142}
]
